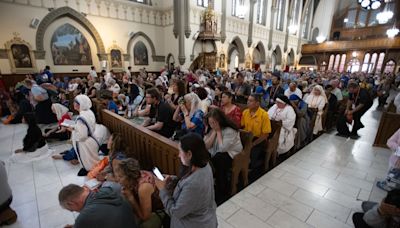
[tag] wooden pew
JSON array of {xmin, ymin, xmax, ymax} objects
[
  {"xmin": 265, "ymin": 120, "xmax": 282, "ymax": 171},
  {"xmin": 100, "ymin": 109, "xmax": 181, "ymax": 175},
  {"xmin": 373, "ymin": 109, "xmax": 400, "ymax": 148},
  {"xmin": 231, "ymin": 130, "xmax": 253, "ymax": 195}
]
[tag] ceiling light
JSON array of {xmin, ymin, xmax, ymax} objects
[
  {"xmin": 359, "ymin": 0, "xmax": 382, "ymax": 10},
  {"xmin": 376, "ymin": 11, "xmax": 393, "ymax": 24}
]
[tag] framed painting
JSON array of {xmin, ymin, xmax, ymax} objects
[
  {"xmin": 5, "ymin": 35, "xmax": 37, "ymax": 73},
  {"xmin": 108, "ymin": 42, "xmax": 124, "ymax": 71},
  {"xmin": 134, "ymin": 41, "xmax": 148, "ymax": 65},
  {"xmin": 51, "ymin": 23, "xmax": 92, "ymax": 65}
]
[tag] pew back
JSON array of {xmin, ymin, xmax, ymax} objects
[{"xmin": 100, "ymin": 109, "xmax": 181, "ymax": 175}]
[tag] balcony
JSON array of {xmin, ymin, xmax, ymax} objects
[{"xmin": 301, "ymin": 37, "xmax": 400, "ymax": 54}]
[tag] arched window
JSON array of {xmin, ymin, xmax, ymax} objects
[
  {"xmin": 375, "ymin": 52, "xmax": 385, "ymax": 73},
  {"xmin": 333, "ymin": 54, "xmax": 341, "ymax": 71},
  {"xmin": 327, "ymin": 54, "xmax": 334, "ymax": 70},
  {"xmin": 197, "ymin": 0, "xmax": 209, "ymax": 7},
  {"xmin": 288, "ymin": 0, "xmax": 301, "ymax": 34},
  {"xmin": 232, "ymin": 0, "xmax": 246, "ymax": 18},
  {"xmin": 302, "ymin": 0, "xmax": 313, "ymax": 39},
  {"xmin": 339, "ymin": 54, "xmax": 346, "ymax": 72},
  {"xmin": 276, "ymin": 0, "xmax": 286, "ymax": 31},
  {"xmin": 256, "ymin": 0, "xmax": 267, "ymax": 25},
  {"xmin": 369, "ymin": 53, "xmax": 378, "ymax": 73},
  {"xmin": 362, "ymin": 53, "xmax": 370, "ymax": 72}
]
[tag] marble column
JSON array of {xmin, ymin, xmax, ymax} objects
[
  {"xmin": 247, "ymin": 0, "xmax": 257, "ymax": 47},
  {"xmin": 178, "ymin": 0, "xmax": 186, "ymax": 65},
  {"xmin": 184, "ymin": 0, "xmax": 191, "ymax": 38},
  {"xmin": 173, "ymin": 0, "xmax": 179, "ymax": 38},
  {"xmin": 268, "ymin": 1, "xmax": 278, "ymax": 50},
  {"xmin": 220, "ymin": 0, "xmax": 227, "ymax": 43}
]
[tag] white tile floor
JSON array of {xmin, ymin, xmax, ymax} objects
[
  {"xmin": 0, "ymin": 98, "xmax": 393, "ymax": 228},
  {"xmin": 217, "ymin": 100, "xmax": 393, "ymax": 228}
]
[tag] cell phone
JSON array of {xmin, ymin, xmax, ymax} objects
[{"xmin": 153, "ymin": 167, "xmax": 164, "ymax": 181}]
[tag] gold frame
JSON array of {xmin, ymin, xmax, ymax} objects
[
  {"xmin": 107, "ymin": 41, "xmax": 124, "ymax": 72},
  {"xmin": 5, "ymin": 34, "xmax": 37, "ymax": 74}
]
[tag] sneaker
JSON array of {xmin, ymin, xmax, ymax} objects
[{"xmin": 77, "ymin": 168, "xmax": 88, "ymax": 176}]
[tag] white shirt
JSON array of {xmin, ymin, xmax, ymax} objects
[
  {"xmin": 89, "ymin": 70, "xmax": 97, "ymax": 78},
  {"xmin": 284, "ymin": 88, "xmax": 303, "ymax": 99}
]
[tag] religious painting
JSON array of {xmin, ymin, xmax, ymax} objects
[
  {"xmin": 11, "ymin": 44, "xmax": 32, "ymax": 68},
  {"xmin": 5, "ymin": 34, "xmax": 37, "ymax": 73},
  {"xmin": 219, "ymin": 54, "xmax": 225, "ymax": 68},
  {"xmin": 51, "ymin": 23, "xmax": 92, "ymax": 65},
  {"xmin": 110, "ymin": 49, "xmax": 123, "ymax": 68},
  {"xmin": 134, "ymin": 41, "xmax": 148, "ymax": 65}
]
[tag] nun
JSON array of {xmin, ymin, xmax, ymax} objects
[
  {"xmin": 70, "ymin": 95, "xmax": 99, "ymax": 176},
  {"xmin": 305, "ymin": 85, "xmax": 327, "ymax": 135},
  {"xmin": 289, "ymin": 94, "xmax": 310, "ymax": 148},
  {"xmin": 268, "ymin": 95, "xmax": 297, "ymax": 154}
]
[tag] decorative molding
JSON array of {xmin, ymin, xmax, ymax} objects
[
  {"xmin": 0, "ymin": 49, "xmax": 8, "ymax": 59},
  {"xmin": 107, "ymin": 41, "xmax": 125, "ymax": 71},
  {"xmin": 34, "ymin": 50, "xmax": 46, "ymax": 59},
  {"xmin": 4, "ymin": 34, "xmax": 37, "ymax": 74},
  {"xmin": 184, "ymin": 0, "xmax": 191, "ymax": 38},
  {"xmin": 127, "ymin": 31, "xmax": 160, "ymax": 62},
  {"xmin": 123, "ymin": 54, "xmax": 131, "ymax": 61},
  {"xmin": 152, "ymin": 55, "xmax": 166, "ymax": 62},
  {"xmin": 35, "ymin": 6, "xmax": 106, "ymax": 61},
  {"xmin": 178, "ymin": 55, "xmax": 185, "ymax": 65}
]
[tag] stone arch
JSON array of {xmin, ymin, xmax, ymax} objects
[
  {"xmin": 253, "ymin": 41, "xmax": 266, "ymax": 64},
  {"xmin": 190, "ymin": 39, "xmax": 217, "ymax": 61},
  {"xmin": 227, "ymin": 36, "xmax": 245, "ymax": 64},
  {"xmin": 127, "ymin": 32, "xmax": 165, "ymax": 62},
  {"xmin": 166, "ymin": 53, "xmax": 175, "ymax": 69},
  {"xmin": 287, "ymin": 48, "xmax": 295, "ymax": 66},
  {"xmin": 273, "ymin": 45, "xmax": 282, "ymax": 65},
  {"xmin": 36, "ymin": 6, "xmax": 105, "ymax": 59}
]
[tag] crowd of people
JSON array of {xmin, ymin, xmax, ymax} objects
[{"xmin": 0, "ymin": 64, "xmax": 399, "ymax": 227}]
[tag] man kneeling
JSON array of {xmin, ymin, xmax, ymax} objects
[{"xmin": 59, "ymin": 184, "xmax": 137, "ymax": 228}]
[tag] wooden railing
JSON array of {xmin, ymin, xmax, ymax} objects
[
  {"xmin": 373, "ymin": 107, "xmax": 400, "ymax": 148},
  {"xmin": 301, "ymin": 37, "xmax": 400, "ymax": 54},
  {"xmin": 100, "ymin": 109, "xmax": 181, "ymax": 175}
]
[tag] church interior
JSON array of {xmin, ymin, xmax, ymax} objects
[{"xmin": 0, "ymin": 0, "xmax": 400, "ymax": 227}]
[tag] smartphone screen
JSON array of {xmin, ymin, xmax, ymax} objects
[{"xmin": 153, "ymin": 167, "xmax": 164, "ymax": 180}]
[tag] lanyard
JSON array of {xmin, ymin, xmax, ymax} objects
[{"xmin": 352, "ymin": 89, "xmax": 360, "ymax": 105}]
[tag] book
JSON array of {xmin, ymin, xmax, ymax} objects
[
  {"xmin": 61, "ymin": 119, "xmax": 76, "ymax": 128},
  {"xmin": 84, "ymin": 179, "xmax": 101, "ymax": 190}
]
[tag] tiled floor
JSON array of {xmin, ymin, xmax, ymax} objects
[
  {"xmin": 0, "ymin": 97, "xmax": 394, "ymax": 228},
  {"xmin": 217, "ymin": 100, "xmax": 393, "ymax": 228}
]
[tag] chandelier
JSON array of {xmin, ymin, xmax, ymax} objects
[
  {"xmin": 358, "ymin": 0, "xmax": 382, "ymax": 10},
  {"xmin": 386, "ymin": 27, "xmax": 399, "ymax": 38},
  {"xmin": 377, "ymin": 11, "xmax": 393, "ymax": 24}
]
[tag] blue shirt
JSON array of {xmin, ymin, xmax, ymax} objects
[
  {"xmin": 108, "ymin": 101, "xmax": 119, "ymax": 113},
  {"xmin": 182, "ymin": 109, "xmax": 204, "ymax": 136}
]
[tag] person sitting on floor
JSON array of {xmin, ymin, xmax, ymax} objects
[
  {"xmin": 241, "ymin": 93, "xmax": 272, "ymax": 174},
  {"xmin": 43, "ymin": 103, "xmax": 71, "ymax": 141},
  {"xmin": 0, "ymin": 160, "xmax": 17, "ymax": 226},
  {"xmin": 59, "ymin": 184, "xmax": 137, "ymax": 228},
  {"xmin": 268, "ymin": 95, "xmax": 297, "ymax": 155},
  {"xmin": 376, "ymin": 128, "xmax": 400, "ymax": 191},
  {"xmin": 204, "ymin": 108, "xmax": 243, "ymax": 204},
  {"xmin": 68, "ymin": 95, "xmax": 99, "ymax": 176},
  {"xmin": 15, "ymin": 113, "xmax": 46, "ymax": 153},
  {"xmin": 352, "ymin": 189, "xmax": 400, "ymax": 228},
  {"xmin": 114, "ymin": 158, "xmax": 165, "ymax": 227}
]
